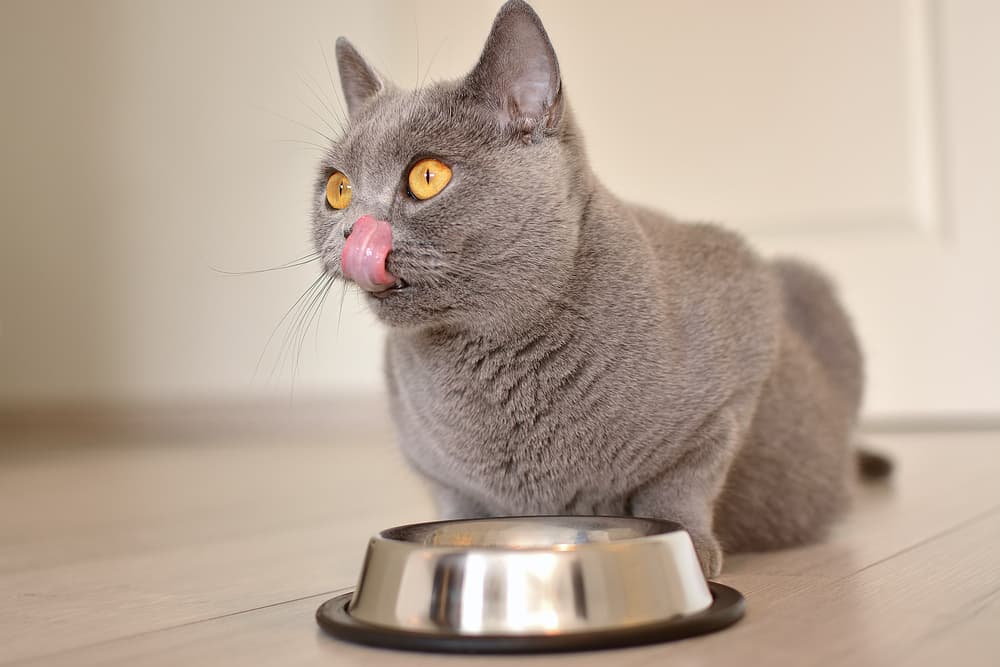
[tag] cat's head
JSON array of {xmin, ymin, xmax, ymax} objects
[{"xmin": 312, "ymin": 0, "xmax": 588, "ymax": 332}]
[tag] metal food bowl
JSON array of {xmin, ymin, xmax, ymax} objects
[{"xmin": 316, "ymin": 516, "xmax": 744, "ymax": 653}]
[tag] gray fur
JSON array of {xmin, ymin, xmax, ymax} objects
[{"xmin": 312, "ymin": 0, "xmax": 865, "ymax": 576}]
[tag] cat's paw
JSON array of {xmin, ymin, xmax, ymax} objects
[
  {"xmin": 432, "ymin": 486, "xmax": 490, "ymax": 520},
  {"xmin": 690, "ymin": 532, "xmax": 724, "ymax": 579}
]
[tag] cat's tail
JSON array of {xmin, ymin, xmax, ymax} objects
[{"xmin": 856, "ymin": 447, "xmax": 893, "ymax": 480}]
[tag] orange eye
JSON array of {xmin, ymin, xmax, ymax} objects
[
  {"xmin": 408, "ymin": 158, "xmax": 452, "ymax": 200},
  {"xmin": 326, "ymin": 171, "xmax": 352, "ymax": 209}
]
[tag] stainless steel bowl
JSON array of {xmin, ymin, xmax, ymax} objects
[{"xmin": 317, "ymin": 516, "xmax": 744, "ymax": 653}]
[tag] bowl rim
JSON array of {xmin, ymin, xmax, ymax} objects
[
  {"xmin": 372, "ymin": 514, "xmax": 690, "ymax": 553},
  {"xmin": 317, "ymin": 581, "xmax": 745, "ymax": 653}
]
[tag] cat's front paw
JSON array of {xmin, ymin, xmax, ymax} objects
[
  {"xmin": 690, "ymin": 532, "xmax": 724, "ymax": 579},
  {"xmin": 432, "ymin": 485, "xmax": 490, "ymax": 520}
]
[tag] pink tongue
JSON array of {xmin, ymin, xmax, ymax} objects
[{"xmin": 341, "ymin": 215, "xmax": 398, "ymax": 292}]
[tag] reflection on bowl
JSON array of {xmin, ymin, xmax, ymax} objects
[{"xmin": 350, "ymin": 516, "xmax": 713, "ymax": 635}]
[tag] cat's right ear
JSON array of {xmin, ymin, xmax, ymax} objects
[{"xmin": 335, "ymin": 37, "xmax": 383, "ymax": 119}]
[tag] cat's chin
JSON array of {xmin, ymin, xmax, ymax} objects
[{"xmin": 363, "ymin": 286, "xmax": 463, "ymax": 330}]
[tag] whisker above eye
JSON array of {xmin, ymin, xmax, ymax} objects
[
  {"xmin": 320, "ymin": 42, "xmax": 351, "ymax": 129},
  {"xmin": 254, "ymin": 105, "xmax": 336, "ymax": 145},
  {"xmin": 419, "ymin": 37, "xmax": 449, "ymax": 91},
  {"xmin": 298, "ymin": 72, "xmax": 345, "ymax": 139},
  {"xmin": 273, "ymin": 138, "xmax": 330, "ymax": 154}
]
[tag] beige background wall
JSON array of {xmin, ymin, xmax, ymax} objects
[{"xmin": 2, "ymin": 0, "xmax": 998, "ymax": 418}]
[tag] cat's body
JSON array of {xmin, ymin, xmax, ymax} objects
[
  {"xmin": 315, "ymin": 0, "xmax": 876, "ymax": 576},
  {"xmin": 386, "ymin": 176, "xmax": 861, "ymax": 574}
]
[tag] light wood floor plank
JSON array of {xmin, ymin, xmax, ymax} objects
[
  {"xmin": 16, "ymin": 504, "xmax": 999, "ymax": 667},
  {"xmin": 2, "ymin": 430, "xmax": 999, "ymax": 665},
  {"xmin": 0, "ymin": 432, "xmax": 434, "ymax": 663}
]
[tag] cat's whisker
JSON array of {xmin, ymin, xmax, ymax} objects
[
  {"xmin": 371, "ymin": 51, "xmax": 398, "ymax": 90},
  {"xmin": 212, "ymin": 252, "xmax": 320, "ymax": 277},
  {"xmin": 335, "ymin": 281, "xmax": 349, "ymax": 342},
  {"xmin": 312, "ymin": 273, "xmax": 338, "ymax": 357},
  {"xmin": 290, "ymin": 274, "xmax": 336, "ymax": 396},
  {"xmin": 273, "ymin": 138, "xmax": 329, "ymax": 154},
  {"xmin": 311, "ymin": 78, "xmax": 348, "ymax": 136},
  {"xmin": 266, "ymin": 274, "xmax": 329, "ymax": 384},
  {"xmin": 296, "ymin": 91, "xmax": 342, "ymax": 143},
  {"xmin": 320, "ymin": 43, "xmax": 351, "ymax": 129},
  {"xmin": 418, "ymin": 38, "xmax": 449, "ymax": 91},
  {"xmin": 273, "ymin": 272, "xmax": 332, "ymax": 385},
  {"xmin": 256, "ymin": 105, "xmax": 336, "ymax": 145},
  {"xmin": 255, "ymin": 272, "xmax": 328, "ymax": 383},
  {"xmin": 298, "ymin": 72, "xmax": 345, "ymax": 139},
  {"xmin": 412, "ymin": 7, "xmax": 420, "ymax": 90}
]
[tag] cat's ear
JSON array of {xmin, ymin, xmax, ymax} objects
[
  {"xmin": 335, "ymin": 37, "xmax": 383, "ymax": 119},
  {"xmin": 465, "ymin": 0, "xmax": 563, "ymax": 138}
]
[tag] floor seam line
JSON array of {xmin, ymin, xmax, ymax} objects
[
  {"xmin": 832, "ymin": 501, "xmax": 1000, "ymax": 585},
  {"xmin": 2, "ymin": 587, "xmax": 352, "ymax": 667}
]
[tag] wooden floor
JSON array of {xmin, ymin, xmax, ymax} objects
[{"xmin": 1, "ymin": 426, "xmax": 998, "ymax": 666}]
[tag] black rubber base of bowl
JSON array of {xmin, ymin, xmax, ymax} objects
[{"xmin": 315, "ymin": 581, "xmax": 745, "ymax": 654}]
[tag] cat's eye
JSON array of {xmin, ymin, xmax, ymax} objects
[
  {"xmin": 326, "ymin": 171, "xmax": 353, "ymax": 209},
  {"xmin": 408, "ymin": 158, "xmax": 452, "ymax": 200}
]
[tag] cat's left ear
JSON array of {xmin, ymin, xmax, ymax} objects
[
  {"xmin": 465, "ymin": 0, "xmax": 563, "ymax": 140},
  {"xmin": 335, "ymin": 37, "xmax": 383, "ymax": 119}
]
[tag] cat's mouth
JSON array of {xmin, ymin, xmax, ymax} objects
[
  {"xmin": 339, "ymin": 217, "xmax": 419, "ymax": 300},
  {"xmin": 371, "ymin": 277, "xmax": 410, "ymax": 299},
  {"xmin": 341, "ymin": 216, "xmax": 403, "ymax": 294}
]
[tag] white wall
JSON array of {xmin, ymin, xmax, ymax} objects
[
  {"xmin": 1, "ymin": 0, "xmax": 405, "ymax": 402},
  {"xmin": 2, "ymin": 0, "xmax": 998, "ymax": 417}
]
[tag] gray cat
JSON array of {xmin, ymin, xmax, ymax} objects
[{"xmin": 312, "ymin": 0, "xmax": 888, "ymax": 576}]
